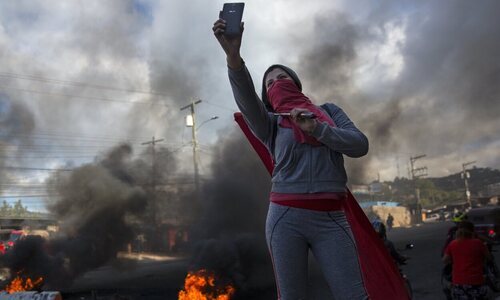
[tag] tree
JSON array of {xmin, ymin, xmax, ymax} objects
[
  {"xmin": 0, "ymin": 201, "xmax": 11, "ymax": 216},
  {"xmin": 12, "ymin": 200, "xmax": 28, "ymax": 217}
]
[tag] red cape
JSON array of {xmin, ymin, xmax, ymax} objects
[{"xmin": 234, "ymin": 112, "xmax": 410, "ymax": 300}]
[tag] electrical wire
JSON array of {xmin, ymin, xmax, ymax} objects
[
  {"xmin": 0, "ymin": 72, "xmax": 168, "ymax": 97},
  {"xmin": 1, "ymin": 166, "xmax": 73, "ymax": 172},
  {"xmin": 0, "ymin": 85, "xmax": 168, "ymax": 106},
  {"xmin": 203, "ymin": 100, "xmax": 237, "ymax": 113}
]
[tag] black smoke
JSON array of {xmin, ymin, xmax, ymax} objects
[
  {"xmin": 0, "ymin": 143, "xmax": 182, "ymax": 289},
  {"xmin": 292, "ymin": 1, "xmax": 500, "ymax": 181},
  {"xmin": 186, "ymin": 128, "xmax": 274, "ymax": 296},
  {"xmin": 0, "ymin": 96, "xmax": 35, "ymax": 193}
]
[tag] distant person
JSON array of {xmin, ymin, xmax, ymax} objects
[
  {"xmin": 372, "ymin": 220, "xmax": 406, "ymax": 265},
  {"xmin": 439, "ymin": 211, "xmax": 446, "ymax": 221},
  {"xmin": 386, "ymin": 213, "xmax": 394, "ymax": 231},
  {"xmin": 443, "ymin": 221, "xmax": 492, "ymax": 300},
  {"xmin": 212, "ymin": 17, "xmax": 372, "ymax": 299},
  {"xmin": 135, "ymin": 234, "xmax": 146, "ymax": 253}
]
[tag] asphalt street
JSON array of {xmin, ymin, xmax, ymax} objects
[{"xmin": 61, "ymin": 221, "xmax": 500, "ymax": 299}]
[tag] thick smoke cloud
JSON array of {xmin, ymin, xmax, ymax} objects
[
  {"xmin": 291, "ymin": 1, "xmax": 500, "ymax": 181},
  {"xmin": 0, "ymin": 96, "xmax": 35, "ymax": 192},
  {"xmin": 0, "ymin": 0, "xmax": 498, "ymax": 191},
  {"xmin": 186, "ymin": 128, "xmax": 274, "ymax": 294},
  {"xmin": 0, "ymin": 143, "xmax": 182, "ymax": 289},
  {"xmin": 200, "ymin": 129, "xmax": 270, "ymax": 237},
  {"xmin": 0, "ymin": 1, "xmax": 162, "ymax": 172}
]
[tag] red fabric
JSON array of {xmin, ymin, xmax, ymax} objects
[
  {"xmin": 267, "ymin": 79, "xmax": 335, "ymax": 145},
  {"xmin": 270, "ymin": 192, "xmax": 344, "ymax": 211},
  {"xmin": 272, "ymin": 199, "xmax": 343, "ymax": 211},
  {"xmin": 270, "ymin": 192, "xmax": 346, "ymax": 201},
  {"xmin": 444, "ymin": 238, "xmax": 488, "ymax": 285},
  {"xmin": 234, "ymin": 112, "xmax": 410, "ymax": 300}
]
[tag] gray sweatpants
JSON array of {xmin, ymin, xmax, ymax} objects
[{"xmin": 265, "ymin": 202, "xmax": 369, "ymax": 300}]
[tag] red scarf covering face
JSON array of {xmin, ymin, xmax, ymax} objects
[{"xmin": 267, "ymin": 79, "xmax": 335, "ymax": 145}]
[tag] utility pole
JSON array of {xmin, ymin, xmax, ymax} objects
[
  {"xmin": 396, "ymin": 155, "xmax": 400, "ymax": 179},
  {"xmin": 462, "ymin": 160, "xmax": 476, "ymax": 207},
  {"xmin": 141, "ymin": 136, "xmax": 164, "ymax": 227},
  {"xmin": 180, "ymin": 99, "xmax": 202, "ymax": 198},
  {"xmin": 410, "ymin": 155, "xmax": 427, "ymax": 180},
  {"xmin": 410, "ymin": 154, "xmax": 427, "ymax": 223}
]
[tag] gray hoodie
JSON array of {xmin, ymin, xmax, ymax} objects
[{"xmin": 228, "ymin": 64, "xmax": 369, "ymax": 193}]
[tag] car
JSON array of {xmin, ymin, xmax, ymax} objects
[
  {"xmin": 8, "ymin": 230, "xmax": 26, "ymax": 247},
  {"xmin": 0, "ymin": 229, "xmax": 12, "ymax": 255},
  {"xmin": 466, "ymin": 207, "xmax": 500, "ymax": 244},
  {"xmin": 0, "ymin": 229, "xmax": 26, "ymax": 254},
  {"xmin": 424, "ymin": 213, "xmax": 440, "ymax": 222}
]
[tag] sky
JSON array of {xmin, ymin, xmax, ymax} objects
[{"xmin": 0, "ymin": 0, "xmax": 499, "ymax": 210}]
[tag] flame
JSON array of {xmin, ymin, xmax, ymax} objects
[
  {"xmin": 178, "ymin": 269, "xmax": 235, "ymax": 300},
  {"xmin": 4, "ymin": 276, "xmax": 44, "ymax": 293}
]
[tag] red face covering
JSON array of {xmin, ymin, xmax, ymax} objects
[{"xmin": 267, "ymin": 79, "xmax": 335, "ymax": 145}]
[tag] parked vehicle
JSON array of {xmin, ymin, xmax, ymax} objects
[
  {"xmin": 424, "ymin": 213, "xmax": 441, "ymax": 223},
  {"xmin": 0, "ymin": 229, "xmax": 11, "ymax": 255},
  {"xmin": 466, "ymin": 207, "xmax": 500, "ymax": 244},
  {"xmin": 0, "ymin": 229, "xmax": 26, "ymax": 254},
  {"xmin": 8, "ymin": 230, "xmax": 26, "ymax": 248}
]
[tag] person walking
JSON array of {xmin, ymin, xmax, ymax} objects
[{"xmin": 386, "ymin": 213, "xmax": 394, "ymax": 231}]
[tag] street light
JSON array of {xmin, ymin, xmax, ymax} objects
[
  {"xmin": 188, "ymin": 115, "xmax": 219, "ymax": 188},
  {"xmin": 181, "ymin": 108, "xmax": 219, "ymax": 201},
  {"xmin": 196, "ymin": 116, "xmax": 219, "ymax": 131}
]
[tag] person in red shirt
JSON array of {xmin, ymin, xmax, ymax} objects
[{"xmin": 443, "ymin": 221, "xmax": 492, "ymax": 299}]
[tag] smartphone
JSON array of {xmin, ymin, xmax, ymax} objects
[{"xmin": 220, "ymin": 3, "xmax": 245, "ymax": 36}]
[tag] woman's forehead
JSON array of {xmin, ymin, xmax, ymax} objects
[{"xmin": 266, "ymin": 68, "xmax": 287, "ymax": 81}]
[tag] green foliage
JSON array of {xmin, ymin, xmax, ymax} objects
[
  {"xmin": 382, "ymin": 177, "xmax": 467, "ymax": 209},
  {"xmin": 0, "ymin": 200, "xmax": 45, "ymax": 218}
]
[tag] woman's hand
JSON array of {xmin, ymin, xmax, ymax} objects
[
  {"xmin": 212, "ymin": 18, "xmax": 244, "ymax": 69},
  {"xmin": 290, "ymin": 108, "xmax": 317, "ymax": 134}
]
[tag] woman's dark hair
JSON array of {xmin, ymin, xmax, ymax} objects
[
  {"xmin": 456, "ymin": 221, "xmax": 475, "ymax": 239},
  {"xmin": 261, "ymin": 64, "xmax": 302, "ymax": 112}
]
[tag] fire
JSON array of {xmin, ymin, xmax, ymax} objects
[
  {"xmin": 4, "ymin": 275, "xmax": 44, "ymax": 293},
  {"xmin": 178, "ymin": 269, "xmax": 235, "ymax": 300}
]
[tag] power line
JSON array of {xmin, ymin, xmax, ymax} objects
[
  {"xmin": 0, "ymin": 183, "xmax": 50, "ymax": 186},
  {"xmin": 17, "ymin": 129, "xmax": 153, "ymax": 141},
  {"xmin": 0, "ymin": 194, "xmax": 55, "ymax": 198},
  {"xmin": 1, "ymin": 166, "xmax": 73, "ymax": 172},
  {"xmin": 0, "ymin": 72, "xmax": 168, "ymax": 97},
  {"xmin": 0, "ymin": 155, "xmax": 95, "ymax": 159},
  {"xmin": 0, "ymin": 144, "xmax": 176, "ymax": 150},
  {"xmin": 0, "ymin": 144, "xmax": 129, "ymax": 149},
  {"xmin": 0, "ymin": 85, "xmax": 168, "ymax": 106},
  {"xmin": 0, "ymin": 72, "xmax": 238, "ymax": 115},
  {"xmin": 1, "ymin": 135, "xmax": 146, "ymax": 144},
  {"xmin": 0, "ymin": 143, "xmax": 180, "ymax": 150},
  {"xmin": 203, "ymin": 100, "xmax": 237, "ymax": 113}
]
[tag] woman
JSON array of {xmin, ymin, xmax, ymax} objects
[
  {"xmin": 213, "ymin": 19, "xmax": 369, "ymax": 299},
  {"xmin": 443, "ymin": 221, "xmax": 492, "ymax": 300}
]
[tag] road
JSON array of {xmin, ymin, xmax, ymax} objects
[
  {"xmin": 388, "ymin": 221, "xmax": 450, "ymax": 299},
  {"xmin": 60, "ymin": 221, "xmax": 499, "ymax": 299}
]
